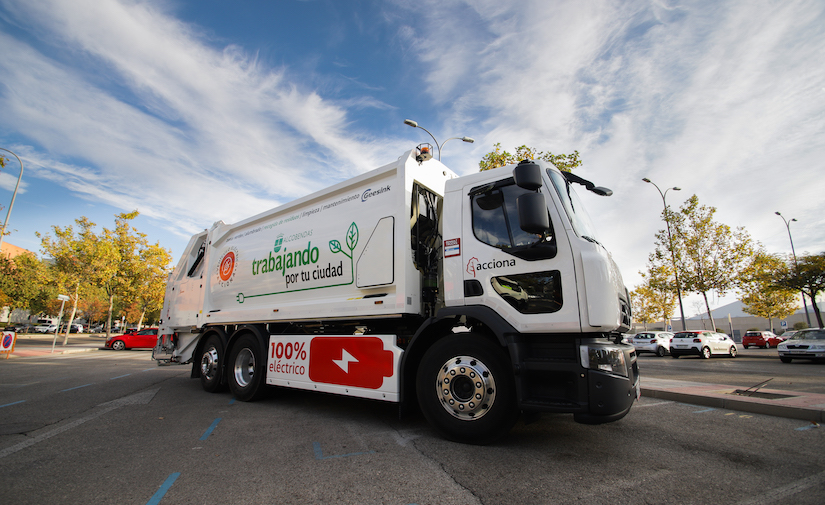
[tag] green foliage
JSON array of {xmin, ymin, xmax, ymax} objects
[
  {"xmin": 632, "ymin": 262, "xmax": 678, "ymax": 327},
  {"xmin": 479, "ymin": 143, "xmax": 582, "ymax": 172},
  {"xmin": 653, "ymin": 195, "xmax": 755, "ymax": 330},
  {"xmin": 772, "ymin": 252, "xmax": 825, "ymax": 328},
  {"xmin": 736, "ymin": 251, "xmax": 799, "ymax": 331}
]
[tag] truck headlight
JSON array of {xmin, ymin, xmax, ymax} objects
[{"xmin": 580, "ymin": 345, "xmax": 628, "ymax": 377}]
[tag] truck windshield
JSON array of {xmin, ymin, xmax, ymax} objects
[{"xmin": 546, "ymin": 169, "xmax": 600, "ymax": 243}]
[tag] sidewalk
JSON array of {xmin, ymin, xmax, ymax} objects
[
  {"xmin": 2, "ymin": 334, "xmax": 107, "ymax": 358},
  {"xmin": 641, "ymin": 377, "xmax": 825, "ymax": 423}
]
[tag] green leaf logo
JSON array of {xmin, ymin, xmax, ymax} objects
[
  {"xmin": 329, "ymin": 240, "xmax": 342, "ymax": 254},
  {"xmin": 346, "ymin": 222, "xmax": 359, "ymax": 252}
]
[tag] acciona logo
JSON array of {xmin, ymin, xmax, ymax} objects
[
  {"xmin": 361, "ymin": 185, "xmax": 391, "ymax": 202},
  {"xmin": 466, "ymin": 257, "xmax": 516, "ymax": 277}
]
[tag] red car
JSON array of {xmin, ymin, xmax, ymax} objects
[
  {"xmin": 106, "ymin": 328, "xmax": 159, "ymax": 350},
  {"xmin": 742, "ymin": 331, "xmax": 783, "ymax": 349}
]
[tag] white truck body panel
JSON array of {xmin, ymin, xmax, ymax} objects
[{"xmin": 163, "ymin": 151, "xmax": 457, "ymax": 331}]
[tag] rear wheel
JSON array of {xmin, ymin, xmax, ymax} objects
[
  {"xmin": 199, "ymin": 335, "xmax": 224, "ymax": 393},
  {"xmin": 228, "ymin": 334, "xmax": 268, "ymax": 401},
  {"xmin": 671, "ymin": 353, "xmax": 680, "ymax": 359},
  {"xmin": 701, "ymin": 346, "xmax": 712, "ymax": 359},
  {"xmin": 780, "ymin": 357, "xmax": 792, "ymax": 363},
  {"xmin": 416, "ymin": 334, "xmax": 518, "ymax": 445}
]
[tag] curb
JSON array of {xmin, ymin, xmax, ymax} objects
[{"xmin": 641, "ymin": 385, "xmax": 825, "ymax": 423}]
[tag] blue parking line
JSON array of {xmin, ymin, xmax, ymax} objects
[
  {"xmin": 0, "ymin": 400, "xmax": 26, "ymax": 409},
  {"xmin": 61, "ymin": 383, "xmax": 93, "ymax": 392},
  {"xmin": 199, "ymin": 418, "xmax": 222, "ymax": 440},
  {"xmin": 110, "ymin": 374, "xmax": 131, "ymax": 380},
  {"xmin": 146, "ymin": 472, "xmax": 180, "ymax": 505},
  {"xmin": 228, "ymin": 398, "xmax": 235, "ymax": 405},
  {"xmin": 795, "ymin": 423, "xmax": 820, "ymax": 431},
  {"xmin": 313, "ymin": 442, "xmax": 375, "ymax": 460},
  {"xmin": 693, "ymin": 407, "xmax": 716, "ymax": 413}
]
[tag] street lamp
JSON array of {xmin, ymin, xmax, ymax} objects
[
  {"xmin": 0, "ymin": 148, "xmax": 24, "ymax": 252},
  {"xmin": 642, "ymin": 177, "xmax": 687, "ymax": 331},
  {"xmin": 403, "ymin": 119, "xmax": 474, "ymax": 160},
  {"xmin": 776, "ymin": 211, "xmax": 811, "ymax": 326}
]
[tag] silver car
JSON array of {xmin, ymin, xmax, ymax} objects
[
  {"xmin": 777, "ymin": 328, "xmax": 825, "ymax": 363},
  {"xmin": 628, "ymin": 331, "xmax": 673, "ymax": 357}
]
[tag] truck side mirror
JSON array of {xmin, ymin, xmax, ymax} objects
[
  {"xmin": 513, "ymin": 160, "xmax": 543, "ymax": 190},
  {"xmin": 517, "ymin": 193, "xmax": 550, "ymax": 234}
]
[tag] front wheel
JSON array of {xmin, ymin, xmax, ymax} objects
[
  {"xmin": 780, "ymin": 357, "xmax": 792, "ymax": 363},
  {"xmin": 729, "ymin": 346, "xmax": 738, "ymax": 358},
  {"xmin": 416, "ymin": 334, "xmax": 518, "ymax": 445},
  {"xmin": 228, "ymin": 334, "xmax": 268, "ymax": 402},
  {"xmin": 111, "ymin": 340, "xmax": 126, "ymax": 351},
  {"xmin": 701, "ymin": 346, "xmax": 712, "ymax": 359},
  {"xmin": 199, "ymin": 335, "xmax": 224, "ymax": 393},
  {"xmin": 656, "ymin": 346, "xmax": 667, "ymax": 357}
]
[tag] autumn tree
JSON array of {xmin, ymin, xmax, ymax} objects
[
  {"xmin": 0, "ymin": 253, "xmax": 55, "ymax": 314},
  {"xmin": 632, "ymin": 262, "xmax": 678, "ymax": 330},
  {"xmin": 479, "ymin": 143, "xmax": 582, "ymax": 172},
  {"xmin": 773, "ymin": 252, "xmax": 825, "ymax": 328},
  {"xmin": 655, "ymin": 195, "xmax": 754, "ymax": 330},
  {"xmin": 38, "ymin": 217, "xmax": 104, "ymax": 344},
  {"xmin": 736, "ymin": 251, "xmax": 799, "ymax": 331}
]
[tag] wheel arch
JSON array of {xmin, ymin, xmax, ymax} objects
[
  {"xmin": 400, "ymin": 306, "xmax": 515, "ymax": 407},
  {"xmin": 225, "ymin": 324, "xmax": 269, "ymax": 364},
  {"xmin": 190, "ymin": 327, "xmax": 229, "ymax": 379}
]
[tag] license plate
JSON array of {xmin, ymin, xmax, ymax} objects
[{"xmin": 675, "ymin": 344, "xmax": 688, "ymax": 349}]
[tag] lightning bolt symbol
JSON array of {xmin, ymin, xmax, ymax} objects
[{"xmin": 332, "ymin": 349, "xmax": 359, "ymax": 373}]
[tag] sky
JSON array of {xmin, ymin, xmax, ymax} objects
[{"xmin": 1, "ymin": 0, "xmax": 823, "ymax": 317}]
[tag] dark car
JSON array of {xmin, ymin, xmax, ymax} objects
[{"xmin": 105, "ymin": 328, "xmax": 159, "ymax": 350}]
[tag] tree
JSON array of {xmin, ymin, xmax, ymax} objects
[
  {"xmin": 632, "ymin": 262, "xmax": 678, "ymax": 330},
  {"xmin": 736, "ymin": 251, "xmax": 798, "ymax": 331},
  {"xmin": 0, "ymin": 252, "xmax": 55, "ymax": 314},
  {"xmin": 38, "ymin": 217, "xmax": 109, "ymax": 343},
  {"xmin": 131, "ymin": 242, "xmax": 172, "ymax": 329},
  {"xmin": 656, "ymin": 195, "xmax": 754, "ymax": 330},
  {"xmin": 479, "ymin": 143, "xmax": 582, "ymax": 172},
  {"xmin": 773, "ymin": 252, "xmax": 825, "ymax": 328}
]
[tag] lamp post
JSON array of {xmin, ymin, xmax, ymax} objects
[
  {"xmin": 0, "ymin": 148, "xmax": 24, "ymax": 252},
  {"xmin": 403, "ymin": 119, "xmax": 474, "ymax": 160},
  {"xmin": 776, "ymin": 212, "xmax": 811, "ymax": 326},
  {"xmin": 51, "ymin": 294, "xmax": 70, "ymax": 353},
  {"xmin": 642, "ymin": 178, "xmax": 687, "ymax": 331}
]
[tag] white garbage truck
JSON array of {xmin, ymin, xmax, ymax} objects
[{"xmin": 153, "ymin": 147, "xmax": 637, "ymax": 443}]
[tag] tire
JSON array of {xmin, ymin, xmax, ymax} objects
[
  {"xmin": 780, "ymin": 357, "xmax": 792, "ymax": 363},
  {"xmin": 111, "ymin": 340, "xmax": 126, "ymax": 351},
  {"xmin": 729, "ymin": 346, "xmax": 738, "ymax": 358},
  {"xmin": 671, "ymin": 353, "xmax": 680, "ymax": 359},
  {"xmin": 656, "ymin": 346, "xmax": 667, "ymax": 357},
  {"xmin": 743, "ymin": 344, "xmax": 749, "ymax": 349},
  {"xmin": 227, "ymin": 334, "xmax": 268, "ymax": 402},
  {"xmin": 701, "ymin": 346, "xmax": 712, "ymax": 359},
  {"xmin": 764, "ymin": 344, "xmax": 771, "ymax": 349},
  {"xmin": 199, "ymin": 335, "xmax": 224, "ymax": 393},
  {"xmin": 416, "ymin": 334, "xmax": 518, "ymax": 445}
]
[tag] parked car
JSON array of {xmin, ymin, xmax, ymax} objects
[
  {"xmin": 742, "ymin": 330, "xmax": 782, "ymax": 349},
  {"xmin": 34, "ymin": 323, "xmax": 57, "ymax": 333},
  {"xmin": 627, "ymin": 331, "xmax": 673, "ymax": 356},
  {"xmin": 105, "ymin": 328, "xmax": 159, "ymax": 350},
  {"xmin": 777, "ymin": 328, "xmax": 825, "ymax": 363},
  {"xmin": 4, "ymin": 323, "xmax": 33, "ymax": 333},
  {"xmin": 59, "ymin": 323, "xmax": 84, "ymax": 333},
  {"xmin": 670, "ymin": 330, "xmax": 738, "ymax": 359}
]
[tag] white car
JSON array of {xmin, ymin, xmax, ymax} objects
[
  {"xmin": 670, "ymin": 330, "xmax": 738, "ymax": 359},
  {"xmin": 777, "ymin": 328, "xmax": 825, "ymax": 363},
  {"xmin": 628, "ymin": 331, "xmax": 673, "ymax": 357},
  {"xmin": 34, "ymin": 324, "xmax": 57, "ymax": 333}
]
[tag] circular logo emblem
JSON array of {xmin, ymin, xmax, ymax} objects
[
  {"xmin": 273, "ymin": 233, "xmax": 284, "ymax": 253},
  {"xmin": 219, "ymin": 251, "xmax": 235, "ymax": 281}
]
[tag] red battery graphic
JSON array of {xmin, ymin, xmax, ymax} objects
[{"xmin": 308, "ymin": 337, "xmax": 394, "ymax": 389}]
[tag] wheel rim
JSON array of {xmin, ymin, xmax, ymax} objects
[
  {"xmin": 201, "ymin": 347, "xmax": 219, "ymax": 381},
  {"xmin": 113, "ymin": 341, "xmax": 124, "ymax": 350},
  {"xmin": 435, "ymin": 355, "xmax": 496, "ymax": 420},
  {"xmin": 233, "ymin": 348, "xmax": 255, "ymax": 388},
  {"xmin": 703, "ymin": 347, "xmax": 711, "ymax": 358}
]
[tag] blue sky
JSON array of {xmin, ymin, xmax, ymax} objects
[{"xmin": 1, "ymin": 0, "xmax": 823, "ymax": 316}]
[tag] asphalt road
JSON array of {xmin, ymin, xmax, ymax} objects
[
  {"xmin": 1, "ymin": 350, "xmax": 823, "ymax": 504},
  {"xmin": 636, "ymin": 346, "xmax": 825, "ymax": 394}
]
